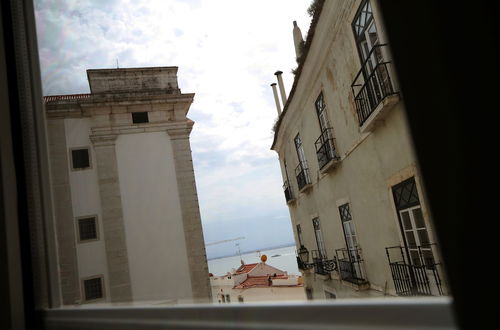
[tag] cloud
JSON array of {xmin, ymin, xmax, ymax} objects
[{"xmin": 34, "ymin": 0, "xmax": 311, "ymax": 250}]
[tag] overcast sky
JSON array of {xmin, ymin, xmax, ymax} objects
[{"xmin": 34, "ymin": 0, "xmax": 312, "ymax": 259}]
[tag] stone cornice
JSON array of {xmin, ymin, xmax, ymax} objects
[
  {"xmin": 45, "ymin": 92, "xmax": 195, "ymax": 118},
  {"xmin": 166, "ymin": 120, "xmax": 194, "ymax": 139},
  {"xmin": 90, "ymin": 134, "xmax": 118, "ymax": 147},
  {"xmin": 90, "ymin": 120, "xmax": 194, "ymax": 140}
]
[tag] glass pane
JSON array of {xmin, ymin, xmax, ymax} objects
[
  {"xmin": 401, "ymin": 211, "xmax": 412, "ymax": 230},
  {"xmin": 405, "ymin": 231, "xmax": 416, "ymax": 247},
  {"xmin": 417, "ymin": 229, "xmax": 431, "ymax": 246},
  {"xmin": 410, "ymin": 251, "xmax": 421, "ymax": 266},
  {"xmin": 413, "ymin": 208, "xmax": 425, "ymax": 228}
]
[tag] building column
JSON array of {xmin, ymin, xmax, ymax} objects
[
  {"xmin": 90, "ymin": 134, "xmax": 132, "ymax": 302},
  {"xmin": 167, "ymin": 126, "xmax": 212, "ymax": 302},
  {"xmin": 46, "ymin": 119, "xmax": 80, "ymax": 305}
]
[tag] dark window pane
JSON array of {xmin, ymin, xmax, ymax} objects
[
  {"xmin": 132, "ymin": 111, "xmax": 149, "ymax": 123},
  {"xmin": 84, "ymin": 277, "xmax": 103, "ymax": 301},
  {"xmin": 413, "ymin": 208, "xmax": 425, "ymax": 228},
  {"xmin": 417, "ymin": 229, "xmax": 430, "ymax": 246},
  {"xmin": 78, "ymin": 217, "xmax": 97, "ymax": 241},
  {"xmin": 401, "ymin": 211, "xmax": 412, "ymax": 230},
  {"xmin": 405, "ymin": 231, "xmax": 416, "ymax": 247},
  {"xmin": 71, "ymin": 148, "xmax": 90, "ymax": 169}
]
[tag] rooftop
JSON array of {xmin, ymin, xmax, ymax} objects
[{"xmin": 234, "ymin": 263, "xmax": 258, "ymax": 275}]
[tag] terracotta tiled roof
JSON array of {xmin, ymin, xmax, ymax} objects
[
  {"xmin": 234, "ymin": 275, "xmax": 291, "ymax": 289},
  {"xmin": 234, "ymin": 276, "xmax": 271, "ymax": 289},
  {"xmin": 234, "ymin": 263, "xmax": 258, "ymax": 275},
  {"xmin": 43, "ymin": 93, "xmax": 91, "ymax": 103}
]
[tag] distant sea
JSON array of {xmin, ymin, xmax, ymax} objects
[{"xmin": 208, "ymin": 245, "xmax": 299, "ymax": 276}]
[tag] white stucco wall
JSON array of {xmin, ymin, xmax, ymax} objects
[
  {"xmin": 115, "ymin": 131, "xmax": 193, "ymax": 302},
  {"xmin": 65, "ymin": 118, "xmax": 110, "ymax": 301},
  {"xmin": 273, "ymin": 0, "xmax": 441, "ymax": 298}
]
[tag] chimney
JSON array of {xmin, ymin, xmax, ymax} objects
[
  {"xmin": 274, "ymin": 70, "xmax": 287, "ymax": 106},
  {"xmin": 293, "ymin": 21, "xmax": 304, "ymax": 60},
  {"xmin": 270, "ymin": 83, "xmax": 282, "ymax": 115}
]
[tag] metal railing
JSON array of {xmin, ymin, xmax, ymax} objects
[
  {"xmin": 385, "ymin": 244, "xmax": 445, "ymax": 296},
  {"xmin": 351, "ymin": 44, "xmax": 398, "ymax": 126},
  {"xmin": 311, "ymin": 250, "xmax": 337, "ymax": 276},
  {"xmin": 283, "ymin": 180, "xmax": 294, "ymax": 202},
  {"xmin": 335, "ymin": 247, "xmax": 368, "ymax": 285},
  {"xmin": 314, "ymin": 127, "xmax": 340, "ymax": 170},
  {"xmin": 295, "ymin": 161, "xmax": 311, "ymax": 191}
]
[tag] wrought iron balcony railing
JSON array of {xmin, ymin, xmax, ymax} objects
[
  {"xmin": 385, "ymin": 244, "xmax": 445, "ymax": 296},
  {"xmin": 311, "ymin": 249, "xmax": 337, "ymax": 276},
  {"xmin": 283, "ymin": 180, "xmax": 294, "ymax": 203},
  {"xmin": 295, "ymin": 161, "xmax": 311, "ymax": 191},
  {"xmin": 351, "ymin": 43, "xmax": 398, "ymax": 126},
  {"xmin": 314, "ymin": 127, "xmax": 340, "ymax": 170},
  {"xmin": 335, "ymin": 247, "xmax": 368, "ymax": 285}
]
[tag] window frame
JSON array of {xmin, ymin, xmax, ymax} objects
[
  {"xmin": 81, "ymin": 275, "xmax": 105, "ymax": 303},
  {"xmin": 69, "ymin": 146, "xmax": 92, "ymax": 171},
  {"xmin": 131, "ymin": 111, "xmax": 149, "ymax": 124},
  {"xmin": 75, "ymin": 215, "xmax": 99, "ymax": 243},
  {"xmin": 3, "ymin": 0, "xmax": 488, "ymax": 328}
]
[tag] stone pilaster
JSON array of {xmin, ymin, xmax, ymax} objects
[
  {"xmin": 46, "ymin": 119, "xmax": 80, "ymax": 305},
  {"xmin": 90, "ymin": 134, "xmax": 132, "ymax": 302},
  {"xmin": 167, "ymin": 125, "xmax": 212, "ymax": 302}
]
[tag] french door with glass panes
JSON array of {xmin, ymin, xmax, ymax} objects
[
  {"xmin": 294, "ymin": 134, "xmax": 310, "ymax": 183},
  {"xmin": 312, "ymin": 218, "xmax": 326, "ymax": 259},
  {"xmin": 338, "ymin": 203, "xmax": 362, "ymax": 279},
  {"xmin": 399, "ymin": 206, "xmax": 434, "ymax": 267},
  {"xmin": 353, "ymin": 0, "xmax": 387, "ymax": 101}
]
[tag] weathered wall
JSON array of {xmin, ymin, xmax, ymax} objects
[
  {"xmin": 65, "ymin": 118, "xmax": 110, "ymax": 301},
  {"xmin": 273, "ymin": 0, "xmax": 438, "ymax": 298}
]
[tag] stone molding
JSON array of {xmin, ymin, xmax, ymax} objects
[
  {"xmin": 91, "ymin": 137, "xmax": 132, "ymax": 302},
  {"xmin": 169, "ymin": 130, "xmax": 212, "ymax": 302},
  {"xmin": 46, "ymin": 119, "xmax": 81, "ymax": 305}
]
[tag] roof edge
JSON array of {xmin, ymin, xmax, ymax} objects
[{"xmin": 271, "ymin": 0, "xmax": 326, "ymax": 150}]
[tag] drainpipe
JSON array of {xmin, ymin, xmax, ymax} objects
[
  {"xmin": 270, "ymin": 83, "xmax": 282, "ymax": 115},
  {"xmin": 274, "ymin": 70, "xmax": 287, "ymax": 106}
]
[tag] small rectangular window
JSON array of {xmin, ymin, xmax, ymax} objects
[
  {"xmin": 132, "ymin": 111, "xmax": 149, "ymax": 123},
  {"xmin": 77, "ymin": 216, "xmax": 98, "ymax": 242},
  {"xmin": 71, "ymin": 148, "xmax": 90, "ymax": 170},
  {"xmin": 83, "ymin": 276, "xmax": 104, "ymax": 301}
]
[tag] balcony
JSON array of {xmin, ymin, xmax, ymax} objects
[
  {"xmin": 351, "ymin": 44, "xmax": 399, "ymax": 133},
  {"xmin": 283, "ymin": 180, "xmax": 295, "ymax": 204},
  {"xmin": 311, "ymin": 249, "xmax": 337, "ymax": 276},
  {"xmin": 335, "ymin": 247, "xmax": 369, "ymax": 287},
  {"xmin": 295, "ymin": 161, "xmax": 312, "ymax": 193},
  {"xmin": 385, "ymin": 244, "xmax": 445, "ymax": 296},
  {"xmin": 314, "ymin": 127, "xmax": 340, "ymax": 173}
]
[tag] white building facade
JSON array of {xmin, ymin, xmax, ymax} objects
[
  {"xmin": 44, "ymin": 67, "xmax": 211, "ymax": 305},
  {"xmin": 271, "ymin": 0, "xmax": 447, "ymax": 300}
]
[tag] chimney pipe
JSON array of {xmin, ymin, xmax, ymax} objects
[
  {"xmin": 274, "ymin": 70, "xmax": 287, "ymax": 106},
  {"xmin": 270, "ymin": 83, "xmax": 282, "ymax": 115},
  {"xmin": 293, "ymin": 21, "xmax": 304, "ymax": 60}
]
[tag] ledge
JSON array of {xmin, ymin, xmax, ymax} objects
[
  {"xmin": 319, "ymin": 158, "xmax": 340, "ymax": 174},
  {"xmin": 298, "ymin": 183, "xmax": 313, "ymax": 194},
  {"xmin": 286, "ymin": 198, "xmax": 297, "ymax": 205},
  {"xmin": 341, "ymin": 279, "xmax": 371, "ymax": 291},
  {"xmin": 359, "ymin": 94, "xmax": 400, "ymax": 134},
  {"xmin": 40, "ymin": 297, "xmax": 456, "ymax": 330}
]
